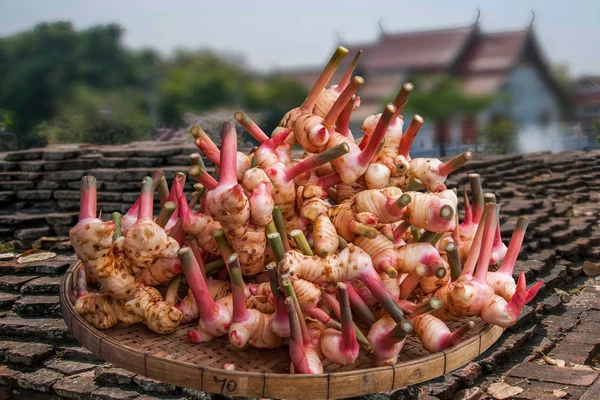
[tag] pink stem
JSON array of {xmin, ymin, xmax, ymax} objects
[
  {"xmin": 219, "ymin": 121, "xmax": 238, "ymax": 186},
  {"xmin": 463, "ymin": 187, "xmax": 473, "ymax": 226},
  {"xmin": 228, "ymin": 254, "xmax": 249, "ymax": 323},
  {"xmin": 380, "ymin": 319, "xmax": 413, "ymax": 348},
  {"xmin": 361, "ymin": 272, "xmax": 405, "ymax": 323},
  {"xmin": 234, "ymin": 111, "xmax": 270, "ymax": 143},
  {"xmin": 438, "ymin": 151, "xmax": 472, "ymax": 177},
  {"xmin": 322, "ymin": 291, "xmax": 340, "ymax": 317},
  {"xmin": 398, "ymin": 115, "xmax": 423, "ymax": 158},
  {"xmin": 499, "ymin": 216, "xmax": 529, "ymax": 274},
  {"xmin": 391, "ymin": 82, "xmax": 414, "ymax": 118},
  {"xmin": 441, "ymin": 321, "xmax": 475, "ymax": 348},
  {"xmin": 77, "ymin": 268, "xmax": 88, "ymax": 298},
  {"xmin": 189, "ymin": 165, "xmax": 218, "ymax": 190},
  {"xmin": 357, "ymin": 104, "xmax": 396, "ymax": 165},
  {"xmin": 386, "ymin": 193, "xmax": 412, "ymax": 218},
  {"xmin": 300, "ymin": 46, "xmax": 349, "ymax": 112},
  {"xmin": 165, "ymin": 276, "xmax": 181, "ymax": 305},
  {"xmin": 337, "ymin": 283, "xmax": 358, "ymax": 351},
  {"xmin": 399, "ymin": 264, "xmax": 428, "ymax": 300},
  {"xmin": 474, "ymin": 203, "xmax": 498, "ymax": 283},
  {"xmin": 79, "ymin": 176, "xmax": 97, "ymax": 221},
  {"xmin": 322, "ymin": 76, "xmax": 364, "ymax": 130},
  {"xmin": 393, "ymin": 221, "xmax": 411, "ymax": 246},
  {"xmin": 178, "ymin": 247, "xmax": 219, "ymax": 321},
  {"xmin": 286, "ymin": 297, "xmax": 311, "ymax": 373},
  {"xmin": 138, "ymin": 176, "xmax": 154, "ymax": 220},
  {"xmin": 461, "ymin": 207, "xmax": 489, "ymax": 276},
  {"xmin": 194, "ymin": 137, "xmax": 221, "ymax": 166},
  {"xmin": 337, "ymin": 50, "xmax": 362, "ymax": 91},
  {"xmin": 347, "ymin": 284, "xmax": 376, "ymax": 325},
  {"xmin": 124, "ymin": 198, "xmax": 140, "ymax": 220},
  {"xmin": 336, "ymin": 96, "xmax": 358, "ymax": 140},
  {"xmin": 305, "ymin": 307, "xmax": 339, "ymax": 328},
  {"xmin": 469, "ymin": 174, "xmax": 484, "ymax": 225},
  {"xmin": 316, "ymin": 172, "xmax": 342, "ymax": 189},
  {"xmin": 188, "ymin": 238, "xmax": 206, "ymax": 278},
  {"xmin": 284, "ymin": 143, "xmax": 350, "ymax": 182}
]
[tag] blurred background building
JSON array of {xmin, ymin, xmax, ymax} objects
[{"xmin": 281, "ymin": 15, "xmax": 573, "ymax": 156}]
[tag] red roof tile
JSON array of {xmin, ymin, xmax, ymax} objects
[
  {"xmin": 460, "ymin": 30, "xmax": 527, "ymax": 73},
  {"xmin": 360, "ymin": 27, "xmax": 474, "ymax": 71},
  {"xmin": 461, "ymin": 73, "xmax": 506, "ymax": 95}
]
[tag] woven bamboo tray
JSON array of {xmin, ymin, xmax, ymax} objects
[{"xmin": 60, "ymin": 261, "xmax": 503, "ymax": 399}]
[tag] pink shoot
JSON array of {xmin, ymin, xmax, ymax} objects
[
  {"xmin": 461, "ymin": 206, "xmax": 488, "ymax": 276},
  {"xmin": 336, "ymin": 95, "xmax": 359, "ymax": 140},
  {"xmin": 445, "ymin": 242, "xmax": 462, "ymax": 281},
  {"xmin": 379, "ymin": 319, "xmax": 414, "ymax": 348},
  {"xmin": 189, "ymin": 165, "xmax": 218, "ymax": 190},
  {"xmin": 234, "ymin": 111, "xmax": 270, "ymax": 143},
  {"xmin": 347, "ymin": 284, "xmax": 376, "ymax": 325},
  {"xmin": 391, "ymin": 82, "xmax": 414, "ymax": 118},
  {"xmin": 165, "ymin": 276, "xmax": 181, "ymax": 305},
  {"xmin": 337, "ymin": 50, "xmax": 362, "ymax": 92},
  {"xmin": 393, "ymin": 221, "xmax": 411, "ymax": 246},
  {"xmin": 219, "ymin": 121, "xmax": 238, "ymax": 186},
  {"xmin": 157, "ymin": 176, "xmax": 170, "ymax": 206},
  {"xmin": 138, "ymin": 176, "xmax": 154, "ymax": 220},
  {"xmin": 399, "ymin": 264, "xmax": 428, "ymax": 300},
  {"xmin": 459, "ymin": 187, "xmax": 474, "ymax": 236},
  {"xmin": 77, "ymin": 268, "xmax": 88, "ymax": 298},
  {"xmin": 499, "ymin": 216, "xmax": 528, "ymax": 274},
  {"xmin": 357, "ymin": 104, "xmax": 396, "ymax": 166},
  {"xmin": 178, "ymin": 247, "xmax": 230, "ymax": 341},
  {"xmin": 442, "ymin": 320, "xmax": 475, "ymax": 348},
  {"xmin": 408, "ymin": 297, "xmax": 443, "ymax": 318},
  {"xmin": 155, "ymin": 201, "xmax": 176, "ymax": 229},
  {"xmin": 227, "ymin": 254, "xmax": 249, "ymax": 329},
  {"xmin": 397, "ymin": 115, "xmax": 423, "ymax": 158},
  {"xmin": 469, "ymin": 174, "xmax": 484, "ymax": 224},
  {"xmin": 438, "ymin": 151, "xmax": 473, "ymax": 177},
  {"xmin": 301, "ymin": 46, "xmax": 349, "ymax": 112},
  {"xmin": 283, "ymin": 143, "xmax": 350, "ymax": 182},
  {"xmin": 191, "ymin": 125, "xmax": 220, "ymax": 164},
  {"xmin": 491, "ymin": 222, "xmax": 508, "ymax": 265},
  {"xmin": 286, "ymin": 297, "xmax": 311, "ymax": 374},
  {"xmin": 267, "ymin": 262, "xmax": 290, "ymax": 338},
  {"xmin": 322, "ymin": 76, "xmax": 364, "ymax": 130},
  {"xmin": 474, "ymin": 203, "xmax": 498, "ymax": 283},
  {"xmin": 338, "ymin": 283, "xmax": 359, "ymax": 356},
  {"xmin": 316, "ymin": 172, "xmax": 342, "ymax": 190},
  {"xmin": 188, "ymin": 237, "xmax": 206, "ymax": 277},
  {"xmin": 79, "ymin": 175, "xmax": 97, "ymax": 221}
]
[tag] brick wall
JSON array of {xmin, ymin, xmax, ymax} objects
[{"xmin": 0, "ymin": 141, "xmax": 234, "ymax": 244}]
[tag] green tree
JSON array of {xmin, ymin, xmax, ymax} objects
[
  {"xmin": 479, "ymin": 114, "xmax": 517, "ymax": 154},
  {"xmin": 551, "ymin": 63, "xmax": 573, "ymax": 92},
  {"xmin": 256, "ymin": 76, "xmax": 308, "ymax": 135},
  {"xmin": 400, "ymin": 75, "xmax": 495, "ymax": 157},
  {"xmin": 0, "ymin": 21, "xmax": 146, "ymax": 148},
  {"xmin": 35, "ymin": 85, "xmax": 151, "ymax": 145}
]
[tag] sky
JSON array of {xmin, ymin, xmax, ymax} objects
[{"xmin": 1, "ymin": 0, "xmax": 599, "ymax": 76}]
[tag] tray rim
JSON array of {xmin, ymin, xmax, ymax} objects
[{"xmin": 60, "ymin": 261, "xmax": 504, "ymax": 399}]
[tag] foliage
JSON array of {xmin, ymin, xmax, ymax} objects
[
  {"xmin": 551, "ymin": 63, "xmax": 573, "ymax": 92},
  {"xmin": 397, "ymin": 75, "xmax": 495, "ymax": 156},
  {"xmin": 591, "ymin": 119, "xmax": 600, "ymax": 139},
  {"xmin": 479, "ymin": 115, "xmax": 517, "ymax": 154},
  {"xmin": 402, "ymin": 75, "xmax": 494, "ymax": 120},
  {"xmin": 34, "ymin": 86, "xmax": 151, "ymax": 145},
  {"xmin": 0, "ymin": 21, "xmax": 308, "ymax": 149}
]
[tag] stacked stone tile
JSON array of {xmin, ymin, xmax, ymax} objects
[
  {"xmin": 0, "ymin": 141, "xmax": 233, "ymax": 245},
  {"xmin": 0, "ymin": 149, "xmax": 599, "ymax": 399}
]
